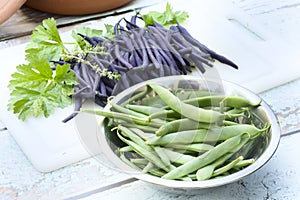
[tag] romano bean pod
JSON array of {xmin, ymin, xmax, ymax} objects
[
  {"xmin": 146, "ymin": 124, "xmax": 267, "ymax": 145},
  {"xmin": 148, "ymin": 83, "xmax": 224, "ymax": 123},
  {"xmin": 161, "ymin": 133, "xmax": 244, "ymax": 180},
  {"xmin": 183, "ymin": 95, "xmax": 261, "ymax": 108},
  {"xmin": 155, "ymin": 118, "xmax": 216, "ymax": 136}
]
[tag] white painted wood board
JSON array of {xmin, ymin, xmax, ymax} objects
[{"xmin": 0, "ymin": 0, "xmax": 299, "ymax": 172}]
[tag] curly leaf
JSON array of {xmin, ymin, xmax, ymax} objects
[
  {"xmin": 25, "ymin": 18, "xmax": 66, "ymax": 62},
  {"xmin": 8, "ymin": 58, "xmax": 77, "ymax": 121}
]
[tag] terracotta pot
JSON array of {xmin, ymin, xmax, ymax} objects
[
  {"xmin": 0, "ymin": 0, "xmax": 133, "ymax": 24},
  {"xmin": 0, "ymin": 0, "xmax": 26, "ymax": 24},
  {"xmin": 25, "ymin": 0, "xmax": 133, "ymax": 15}
]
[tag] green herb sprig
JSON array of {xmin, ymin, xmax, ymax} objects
[
  {"xmin": 141, "ymin": 3, "xmax": 189, "ymax": 28},
  {"xmin": 8, "ymin": 3, "xmax": 190, "ymax": 121}
]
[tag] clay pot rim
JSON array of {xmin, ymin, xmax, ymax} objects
[{"xmin": 25, "ymin": 0, "xmax": 133, "ymax": 16}]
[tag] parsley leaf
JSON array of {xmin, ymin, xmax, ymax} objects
[
  {"xmin": 25, "ymin": 18, "xmax": 67, "ymax": 62},
  {"xmin": 8, "ymin": 58, "xmax": 77, "ymax": 121},
  {"xmin": 141, "ymin": 2, "xmax": 189, "ymax": 28}
]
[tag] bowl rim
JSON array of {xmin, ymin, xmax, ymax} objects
[{"xmin": 96, "ymin": 75, "xmax": 281, "ymax": 189}]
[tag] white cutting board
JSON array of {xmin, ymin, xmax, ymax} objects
[{"xmin": 0, "ymin": 0, "xmax": 299, "ymax": 172}]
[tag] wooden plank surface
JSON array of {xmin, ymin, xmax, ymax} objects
[
  {"xmin": 0, "ymin": 0, "xmax": 161, "ymax": 41},
  {"xmin": 232, "ymin": 0, "xmax": 300, "ymax": 46}
]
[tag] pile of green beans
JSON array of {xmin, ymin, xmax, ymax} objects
[{"xmin": 83, "ymin": 83, "xmax": 270, "ymax": 181}]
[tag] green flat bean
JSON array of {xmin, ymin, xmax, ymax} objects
[
  {"xmin": 234, "ymin": 158, "xmax": 255, "ymax": 168},
  {"xmin": 224, "ymin": 108, "xmax": 247, "ymax": 120},
  {"xmin": 180, "ymin": 176, "xmax": 193, "ymax": 181},
  {"xmin": 81, "ymin": 109, "xmax": 150, "ymax": 126},
  {"xmin": 223, "ymin": 120, "xmax": 239, "ymax": 126},
  {"xmin": 162, "ymin": 148, "xmax": 195, "ymax": 165},
  {"xmin": 220, "ymin": 124, "xmax": 269, "ymax": 140},
  {"xmin": 146, "ymin": 129, "xmax": 219, "ymax": 146},
  {"xmin": 119, "ymin": 146, "xmax": 133, "ymax": 152},
  {"xmin": 114, "ymin": 117, "xmax": 164, "ymax": 129},
  {"xmin": 195, "ymin": 133, "xmax": 251, "ymax": 180},
  {"xmin": 148, "ymin": 84, "xmax": 224, "ymax": 123},
  {"xmin": 166, "ymin": 117, "xmax": 180, "ymax": 122},
  {"xmin": 150, "ymin": 109, "xmax": 181, "ymax": 119},
  {"xmin": 130, "ymin": 158, "xmax": 148, "ymax": 166},
  {"xmin": 187, "ymin": 173, "xmax": 197, "ymax": 180},
  {"xmin": 166, "ymin": 143, "xmax": 214, "ymax": 153},
  {"xmin": 154, "ymin": 146, "xmax": 171, "ymax": 167},
  {"xmin": 196, "ymin": 153, "xmax": 234, "ymax": 181},
  {"xmin": 129, "ymin": 128, "xmax": 155, "ymax": 140},
  {"xmin": 121, "ymin": 123, "xmax": 157, "ymax": 133},
  {"xmin": 148, "ymin": 120, "xmax": 167, "ymax": 128},
  {"xmin": 118, "ymin": 125, "xmax": 153, "ymax": 152},
  {"xmin": 110, "ymin": 102, "xmax": 165, "ymax": 128},
  {"xmin": 156, "ymin": 118, "xmax": 217, "ymax": 136},
  {"xmin": 146, "ymin": 124, "xmax": 267, "ymax": 145},
  {"xmin": 153, "ymin": 146, "xmax": 171, "ymax": 166},
  {"xmin": 141, "ymin": 95, "xmax": 166, "ymax": 107},
  {"xmin": 161, "ymin": 133, "xmax": 245, "ymax": 180},
  {"xmin": 174, "ymin": 90, "xmax": 212, "ymax": 100},
  {"xmin": 228, "ymin": 133, "xmax": 251, "ymax": 153},
  {"xmin": 166, "ymin": 95, "xmax": 223, "ymax": 109},
  {"xmin": 183, "ymin": 95, "xmax": 261, "ymax": 108},
  {"xmin": 201, "ymin": 133, "xmax": 251, "ymax": 178},
  {"xmin": 120, "ymin": 153, "xmax": 141, "ymax": 170},
  {"xmin": 140, "ymin": 90, "xmax": 212, "ymax": 108},
  {"xmin": 110, "ymin": 101, "xmax": 148, "ymax": 118},
  {"xmin": 196, "ymin": 166, "xmax": 215, "ymax": 180},
  {"xmin": 117, "ymin": 132, "xmax": 170, "ymax": 172},
  {"xmin": 143, "ymin": 162, "xmax": 155, "ymax": 173},
  {"xmin": 148, "ymin": 169, "xmax": 166, "ymax": 177},
  {"xmin": 226, "ymin": 108, "xmax": 247, "ymax": 115},
  {"xmin": 212, "ymin": 156, "xmax": 244, "ymax": 177},
  {"xmin": 126, "ymin": 104, "xmax": 162, "ymax": 115},
  {"xmin": 121, "ymin": 85, "xmax": 152, "ymax": 106}
]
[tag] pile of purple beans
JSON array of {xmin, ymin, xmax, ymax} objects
[{"xmin": 63, "ymin": 14, "xmax": 238, "ymax": 122}]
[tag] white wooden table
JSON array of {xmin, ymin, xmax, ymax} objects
[{"xmin": 1, "ymin": 0, "xmax": 300, "ymax": 199}]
